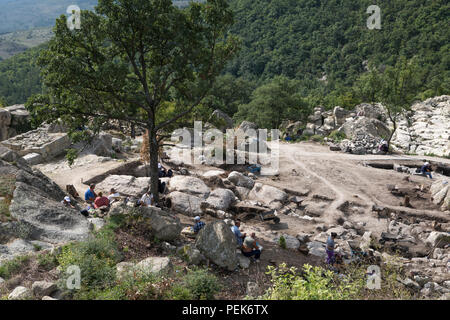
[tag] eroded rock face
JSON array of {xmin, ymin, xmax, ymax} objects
[
  {"xmin": 195, "ymin": 221, "xmax": 238, "ymax": 271},
  {"xmin": 0, "ymin": 105, "xmax": 31, "ymax": 142},
  {"xmin": 210, "ymin": 109, "xmax": 234, "ymax": 131},
  {"xmin": 0, "ymin": 153, "xmax": 90, "ymax": 250},
  {"xmin": 392, "ymin": 95, "xmax": 450, "ymax": 157},
  {"xmin": 430, "ymin": 180, "xmax": 450, "ymax": 211}
]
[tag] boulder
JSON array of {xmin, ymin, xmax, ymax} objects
[
  {"xmin": 275, "ymin": 234, "xmax": 300, "ymax": 250},
  {"xmin": 8, "ymin": 286, "xmax": 31, "ymax": 300},
  {"xmin": 227, "ymin": 171, "xmax": 255, "ymax": 189},
  {"xmin": 177, "ymin": 245, "xmax": 205, "ymax": 265},
  {"xmin": 237, "ymin": 253, "xmax": 251, "ymax": 269},
  {"xmin": 167, "ymin": 176, "xmax": 210, "ymax": 198},
  {"xmin": 139, "ymin": 206, "xmax": 182, "ymax": 241},
  {"xmin": 205, "ymin": 188, "xmax": 236, "ymax": 211},
  {"xmin": 42, "ymin": 296, "xmax": 58, "ymax": 300},
  {"xmin": 202, "ymin": 170, "xmax": 226, "ymax": 178},
  {"xmin": 307, "ymin": 241, "xmax": 327, "ymax": 259},
  {"xmin": 195, "ymin": 221, "xmax": 238, "ymax": 271},
  {"xmin": 333, "ymin": 106, "xmax": 350, "ymax": 126},
  {"xmin": 96, "ymin": 175, "xmax": 150, "ymax": 197},
  {"xmin": 108, "ymin": 202, "xmax": 129, "ymax": 217},
  {"xmin": 426, "ymin": 232, "xmax": 450, "ymax": 248},
  {"xmin": 32, "ymin": 281, "xmax": 57, "ymax": 298},
  {"xmin": 248, "ymin": 183, "xmax": 288, "ymax": 207},
  {"xmin": 238, "ymin": 121, "xmax": 258, "ymax": 133},
  {"xmin": 135, "ymin": 257, "xmax": 171, "ymax": 276},
  {"xmin": 168, "ymin": 191, "xmax": 204, "ymax": 216},
  {"xmin": 116, "ymin": 262, "xmax": 135, "ymax": 281},
  {"xmin": 78, "ymin": 133, "xmax": 113, "ymax": 157},
  {"xmin": 210, "ymin": 109, "xmax": 234, "ymax": 131}
]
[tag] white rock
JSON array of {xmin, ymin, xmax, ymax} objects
[{"xmin": 8, "ymin": 286, "xmax": 31, "ymax": 300}]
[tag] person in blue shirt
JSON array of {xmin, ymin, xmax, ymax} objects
[
  {"xmin": 193, "ymin": 216, "xmax": 205, "ymax": 233},
  {"xmin": 420, "ymin": 162, "xmax": 433, "ymax": 179},
  {"xmin": 231, "ymin": 219, "xmax": 246, "ymax": 247},
  {"xmin": 84, "ymin": 184, "xmax": 97, "ymax": 203}
]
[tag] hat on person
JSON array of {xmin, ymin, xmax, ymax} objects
[
  {"xmin": 64, "ymin": 196, "xmax": 71, "ymax": 202},
  {"xmin": 194, "ymin": 216, "xmax": 201, "ymax": 221},
  {"xmin": 158, "ymin": 163, "xmax": 162, "ymax": 169},
  {"xmin": 425, "ymin": 162, "xmax": 430, "ymax": 166}
]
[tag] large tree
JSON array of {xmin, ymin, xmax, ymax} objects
[{"xmin": 27, "ymin": 0, "xmax": 239, "ymax": 201}]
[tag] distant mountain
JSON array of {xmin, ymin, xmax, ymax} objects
[
  {"xmin": 0, "ymin": 27, "xmax": 52, "ymax": 60},
  {"xmin": 0, "ymin": 0, "xmax": 97, "ymax": 34}
]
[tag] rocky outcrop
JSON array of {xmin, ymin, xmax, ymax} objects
[
  {"xmin": 430, "ymin": 180, "xmax": 450, "ymax": 211},
  {"xmin": 391, "ymin": 96, "xmax": 450, "ymax": 157},
  {"xmin": 0, "ymin": 105, "xmax": 31, "ymax": 142},
  {"xmin": 195, "ymin": 221, "xmax": 238, "ymax": 271},
  {"xmin": 248, "ymin": 183, "xmax": 288, "ymax": 209}
]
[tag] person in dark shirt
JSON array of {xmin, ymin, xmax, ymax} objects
[
  {"xmin": 193, "ymin": 216, "xmax": 205, "ymax": 233},
  {"xmin": 420, "ymin": 162, "xmax": 432, "ymax": 179}
]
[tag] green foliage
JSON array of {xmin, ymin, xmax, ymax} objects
[
  {"xmin": 328, "ymin": 130, "xmax": 347, "ymax": 142},
  {"xmin": 167, "ymin": 268, "xmax": 222, "ymax": 300},
  {"xmin": 57, "ymin": 228, "xmax": 122, "ymax": 293},
  {"xmin": 278, "ymin": 235, "xmax": 287, "ymax": 249},
  {"xmin": 65, "ymin": 149, "xmax": 79, "ymax": 167},
  {"xmin": 261, "ymin": 262, "xmax": 413, "ymax": 300},
  {"xmin": 37, "ymin": 252, "xmax": 59, "ymax": 271},
  {"xmin": 234, "ymin": 76, "xmax": 312, "ymax": 129},
  {"xmin": 309, "ymin": 135, "xmax": 324, "ymax": 143},
  {"xmin": 227, "ymin": 0, "xmax": 449, "ymax": 105},
  {"xmin": 0, "ymin": 45, "xmax": 45, "ymax": 104},
  {"xmin": 0, "ymin": 255, "xmax": 30, "ymax": 280}
]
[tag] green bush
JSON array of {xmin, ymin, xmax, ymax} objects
[
  {"xmin": 278, "ymin": 236, "xmax": 287, "ymax": 249},
  {"xmin": 309, "ymin": 135, "xmax": 324, "ymax": 143},
  {"xmin": 37, "ymin": 252, "xmax": 58, "ymax": 271},
  {"xmin": 57, "ymin": 229, "xmax": 121, "ymax": 293},
  {"xmin": 328, "ymin": 130, "xmax": 346, "ymax": 142},
  {"xmin": 261, "ymin": 262, "xmax": 413, "ymax": 300},
  {"xmin": 0, "ymin": 255, "xmax": 30, "ymax": 280},
  {"xmin": 169, "ymin": 268, "xmax": 221, "ymax": 300}
]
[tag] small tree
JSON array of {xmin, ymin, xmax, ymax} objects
[
  {"xmin": 27, "ymin": 0, "xmax": 239, "ymax": 202},
  {"xmin": 355, "ymin": 57, "xmax": 421, "ymax": 148}
]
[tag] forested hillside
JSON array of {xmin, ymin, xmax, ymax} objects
[
  {"xmin": 0, "ymin": 0, "xmax": 448, "ymax": 117},
  {"xmin": 0, "ymin": 45, "xmax": 43, "ymax": 106},
  {"xmin": 226, "ymin": 0, "xmax": 449, "ymax": 98}
]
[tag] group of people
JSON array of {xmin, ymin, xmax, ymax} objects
[
  {"xmin": 231, "ymin": 219, "xmax": 262, "ymax": 262},
  {"xmin": 60, "ymin": 162, "xmax": 175, "ymax": 217}
]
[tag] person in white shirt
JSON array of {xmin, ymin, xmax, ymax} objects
[
  {"xmin": 140, "ymin": 190, "xmax": 154, "ymax": 207},
  {"xmin": 108, "ymin": 188, "xmax": 121, "ymax": 204}
]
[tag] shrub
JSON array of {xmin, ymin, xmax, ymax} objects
[
  {"xmin": 0, "ymin": 255, "xmax": 30, "ymax": 280},
  {"xmin": 173, "ymin": 268, "xmax": 221, "ymax": 300},
  {"xmin": 278, "ymin": 236, "xmax": 287, "ymax": 249},
  {"xmin": 57, "ymin": 229, "xmax": 121, "ymax": 293},
  {"xmin": 328, "ymin": 130, "xmax": 346, "ymax": 142},
  {"xmin": 261, "ymin": 262, "xmax": 413, "ymax": 300},
  {"xmin": 309, "ymin": 135, "xmax": 324, "ymax": 143},
  {"xmin": 37, "ymin": 252, "xmax": 58, "ymax": 271}
]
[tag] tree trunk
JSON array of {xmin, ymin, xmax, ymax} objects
[{"xmin": 148, "ymin": 127, "xmax": 160, "ymax": 203}]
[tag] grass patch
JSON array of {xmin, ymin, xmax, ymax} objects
[{"xmin": 328, "ymin": 130, "xmax": 347, "ymax": 142}]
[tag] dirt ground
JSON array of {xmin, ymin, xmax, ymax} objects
[{"xmin": 31, "ymin": 140, "xmax": 450, "ymax": 299}]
